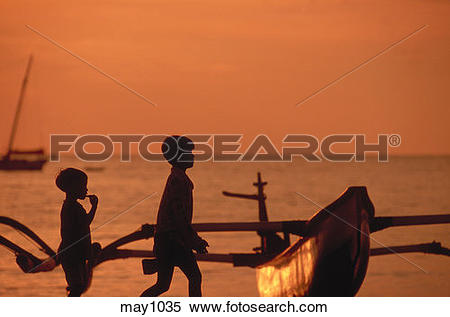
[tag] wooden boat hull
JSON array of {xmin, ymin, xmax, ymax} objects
[
  {"xmin": 0, "ymin": 158, "xmax": 46, "ymax": 170},
  {"xmin": 256, "ymin": 187, "xmax": 374, "ymax": 296}
]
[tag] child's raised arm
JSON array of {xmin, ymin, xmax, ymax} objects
[
  {"xmin": 168, "ymin": 190, "xmax": 208, "ymax": 253},
  {"xmin": 86, "ymin": 194, "xmax": 98, "ymax": 225}
]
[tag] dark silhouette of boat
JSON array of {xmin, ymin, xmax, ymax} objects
[
  {"xmin": 256, "ymin": 186, "xmax": 372, "ymax": 296},
  {"xmin": 0, "ymin": 55, "xmax": 47, "ymax": 171}
]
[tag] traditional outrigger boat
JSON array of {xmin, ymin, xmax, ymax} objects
[{"xmin": 1, "ymin": 173, "xmax": 449, "ymax": 296}]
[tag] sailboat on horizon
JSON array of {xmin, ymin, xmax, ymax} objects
[{"xmin": 0, "ymin": 55, "xmax": 47, "ymax": 171}]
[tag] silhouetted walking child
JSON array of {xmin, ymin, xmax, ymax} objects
[
  {"xmin": 141, "ymin": 136, "xmax": 209, "ymax": 297},
  {"xmin": 56, "ymin": 168, "xmax": 98, "ymax": 297}
]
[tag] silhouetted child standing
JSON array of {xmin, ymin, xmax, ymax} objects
[
  {"xmin": 141, "ymin": 136, "xmax": 209, "ymax": 297},
  {"xmin": 56, "ymin": 168, "xmax": 98, "ymax": 297}
]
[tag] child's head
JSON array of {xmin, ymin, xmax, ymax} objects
[
  {"xmin": 56, "ymin": 168, "xmax": 88, "ymax": 199},
  {"xmin": 162, "ymin": 135, "xmax": 194, "ymax": 169}
]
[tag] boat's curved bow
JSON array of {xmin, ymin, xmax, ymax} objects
[{"xmin": 256, "ymin": 186, "xmax": 374, "ymax": 296}]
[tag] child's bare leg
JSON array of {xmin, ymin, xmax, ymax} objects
[
  {"xmin": 63, "ymin": 261, "xmax": 88, "ymax": 297},
  {"xmin": 67, "ymin": 286, "xmax": 84, "ymax": 297},
  {"xmin": 178, "ymin": 256, "xmax": 202, "ymax": 297},
  {"xmin": 140, "ymin": 265, "xmax": 174, "ymax": 297}
]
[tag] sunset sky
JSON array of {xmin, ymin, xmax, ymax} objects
[{"xmin": 1, "ymin": 0, "xmax": 449, "ymax": 155}]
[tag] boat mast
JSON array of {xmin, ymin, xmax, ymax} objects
[
  {"xmin": 253, "ymin": 172, "xmax": 268, "ymax": 222},
  {"xmin": 7, "ymin": 55, "xmax": 33, "ymax": 156},
  {"xmin": 223, "ymin": 173, "xmax": 290, "ymax": 254}
]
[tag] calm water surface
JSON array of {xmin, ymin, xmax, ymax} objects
[{"xmin": 0, "ymin": 157, "xmax": 449, "ymax": 296}]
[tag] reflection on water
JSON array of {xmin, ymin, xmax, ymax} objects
[{"xmin": 0, "ymin": 157, "xmax": 449, "ymax": 296}]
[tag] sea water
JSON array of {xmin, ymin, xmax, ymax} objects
[{"xmin": 0, "ymin": 156, "xmax": 449, "ymax": 296}]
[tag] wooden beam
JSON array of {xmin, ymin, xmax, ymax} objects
[
  {"xmin": 222, "ymin": 191, "xmax": 258, "ymax": 200},
  {"xmin": 192, "ymin": 220, "xmax": 307, "ymax": 235},
  {"xmin": 370, "ymin": 241, "xmax": 449, "ymax": 256},
  {"xmin": 0, "ymin": 216, "xmax": 56, "ymax": 257},
  {"xmin": 140, "ymin": 252, "xmax": 272, "ymax": 274},
  {"xmin": 370, "ymin": 214, "xmax": 450, "ymax": 232}
]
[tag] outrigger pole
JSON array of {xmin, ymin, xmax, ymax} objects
[
  {"xmin": 370, "ymin": 214, "xmax": 450, "ymax": 232},
  {"xmin": 370, "ymin": 242, "xmax": 450, "ymax": 257}
]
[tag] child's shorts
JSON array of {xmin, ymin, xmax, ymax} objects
[{"xmin": 153, "ymin": 231, "xmax": 195, "ymax": 267}]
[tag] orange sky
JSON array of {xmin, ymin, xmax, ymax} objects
[{"xmin": 1, "ymin": 0, "xmax": 449, "ymax": 155}]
